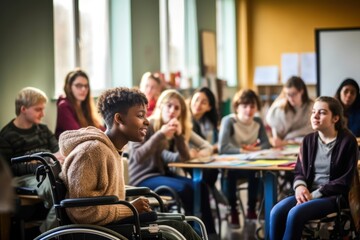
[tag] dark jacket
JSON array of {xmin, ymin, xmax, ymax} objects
[{"xmin": 294, "ymin": 129, "xmax": 358, "ymax": 198}]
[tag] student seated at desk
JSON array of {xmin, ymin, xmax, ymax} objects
[
  {"xmin": 0, "ymin": 87, "xmax": 64, "ymax": 233},
  {"xmin": 218, "ymin": 89, "xmax": 272, "ymax": 228},
  {"xmin": 269, "ymin": 96, "xmax": 358, "ymax": 240},
  {"xmin": 189, "ymin": 87, "xmax": 220, "ymax": 190},
  {"xmin": 128, "ymin": 89, "xmax": 217, "ymax": 238},
  {"xmin": 59, "ymin": 87, "xmax": 201, "ymax": 240},
  {"xmin": 334, "ymin": 78, "xmax": 360, "ymax": 137},
  {"xmin": 266, "ymin": 76, "xmax": 314, "ymax": 147}
]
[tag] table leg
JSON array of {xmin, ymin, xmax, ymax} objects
[
  {"xmin": 192, "ymin": 168, "xmax": 202, "ymax": 217},
  {"xmin": 264, "ymin": 171, "xmax": 277, "ymax": 240}
]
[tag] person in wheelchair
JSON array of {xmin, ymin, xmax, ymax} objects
[
  {"xmin": 0, "ymin": 87, "xmax": 64, "ymax": 232},
  {"xmin": 269, "ymin": 96, "xmax": 359, "ymax": 240},
  {"xmin": 58, "ymin": 87, "xmax": 201, "ymax": 240},
  {"xmin": 127, "ymin": 89, "xmax": 218, "ymax": 238}
]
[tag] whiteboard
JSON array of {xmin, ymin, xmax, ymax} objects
[{"xmin": 316, "ymin": 28, "xmax": 360, "ymax": 97}]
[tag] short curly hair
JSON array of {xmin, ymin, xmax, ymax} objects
[{"xmin": 97, "ymin": 87, "xmax": 148, "ymax": 128}]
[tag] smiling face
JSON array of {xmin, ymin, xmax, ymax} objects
[
  {"xmin": 71, "ymin": 76, "xmax": 89, "ymax": 103},
  {"xmin": 284, "ymin": 87, "xmax": 303, "ymax": 107},
  {"xmin": 190, "ymin": 92, "xmax": 211, "ymax": 119},
  {"xmin": 161, "ymin": 97, "xmax": 181, "ymax": 124},
  {"xmin": 120, "ymin": 104, "xmax": 149, "ymax": 142},
  {"xmin": 311, "ymin": 101, "xmax": 339, "ymax": 132},
  {"xmin": 340, "ymin": 84, "xmax": 357, "ymax": 108}
]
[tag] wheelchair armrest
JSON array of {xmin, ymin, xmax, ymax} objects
[
  {"xmin": 16, "ymin": 187, "xmax": 38, "ymax": 195},
  {"xmin": 60, "ymin": 195, "xmax": 119, "ymax": 208},
  {"xmin": 126, "ymin": 187, "xmax": 165, "ymax": 212},
  {"xmin": 125, "ymin": 186, "xmax": 151, "ymax": 196},
  {"xmin": 156, "ymin": 212, "xmax": 185, "ymax": 221}
]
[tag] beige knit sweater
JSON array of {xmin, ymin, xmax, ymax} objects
[{"xmin": 59, "ymin": 127, "xmax": 133, "ymax": 225}]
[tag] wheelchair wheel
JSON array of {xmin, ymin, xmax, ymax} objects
[{"xmin": 34, "ymin": 224, "xmax": 128, "ymax": 240}]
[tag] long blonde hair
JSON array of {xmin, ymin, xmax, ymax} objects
[{"xmin": 150, "ymin": 89, "xmax": 192, "ymax": 141}]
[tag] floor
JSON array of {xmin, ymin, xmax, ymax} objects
[
  {"xmin": 209, "ymin": 182, "xmax": 266, "ymax": 240},
  {"xmin": 213, "ymin": 199, "xmax": 265, "ymax": 240}
]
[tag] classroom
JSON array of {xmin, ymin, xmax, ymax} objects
[{"xmin": 1, "ymin": 1, "xmax": 360, "ymax": 240}]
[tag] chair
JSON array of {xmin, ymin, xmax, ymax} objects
[
  {"xmin": 12, "ymin": 152, "xmax": 208, "ymax": 240},
  {"xmin": 302, "ymin": 196, "xmax": 358, "ymax": 240},
  {"xmin": 302, "ymin": 169, "xmax": 360, "ymax": 240}
]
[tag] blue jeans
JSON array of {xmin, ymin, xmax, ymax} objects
[
  {"xmin": 139, "ymin": 174, "xmax": 216, "ymax": 234},
  {"xmin": 221, "ymin": 169, "xmax": 259, "ymax": 212},
  {"xmin": 269, "ymin": 195, "xmax": 337, "ymax": 240}
]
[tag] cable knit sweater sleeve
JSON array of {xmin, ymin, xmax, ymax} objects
[{"xmin": 60, "ymin": 134, "xmax": 133, "ymax": 225}]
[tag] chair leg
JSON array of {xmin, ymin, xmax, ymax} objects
[{"xmin": 209, "ymin": 187, "xmax": 222, "ymax": 238}]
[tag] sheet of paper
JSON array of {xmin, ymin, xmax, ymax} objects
[
  {"xmin": 300, "ymin": 52, "xmax": 316, "ymax": 84},
  {"xmin": 281, "ymin": 53, "xmax": 299, "ymax": 83},
  {"xmin": 254, "ymin": 66, "xmax": 279, "ymax": 85}
]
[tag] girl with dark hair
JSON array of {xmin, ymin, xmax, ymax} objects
[
  {"xmin": 334, "ymin": 78, "xmax": 360, "ymax": 137},
  {"xmin": 269, "ymin": 96, "xmax": 358, "ymax": 240},
  {"xmin": 55, "ymin": 69, "xmax": 104, "ymax": 139},
  {"xmin": 190, "ymin": 87, "xmax": 219, "ymax": 150},
  {"xmin": 266, "ymin": 76, "xmax": 314, "ymax": 147}
]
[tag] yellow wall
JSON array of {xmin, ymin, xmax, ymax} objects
[{"xmin": 237, "ymin": 0, "xmax": 360, "ymax": 89}]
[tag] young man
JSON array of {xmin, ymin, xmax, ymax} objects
[
  {"xmin": 59, "ymin": 87, "xmax": 201, "ymax": 240},
  {"xmin": 0, "ymin": 87, "xmax": 63, "ymax": 232}
]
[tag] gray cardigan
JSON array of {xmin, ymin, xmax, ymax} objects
[
  {"xmin": 128, "ymin": 123, "xmax": 212, "ymax": 186},
  {"xmin": 218, "ymin": 114, "xmax": 271, "ymax": 154}
]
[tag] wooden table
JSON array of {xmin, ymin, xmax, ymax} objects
[{"xmin": 169, "ymin": 157, "xmax": 295, "ymax": 239}]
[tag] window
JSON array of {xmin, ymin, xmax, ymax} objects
[
  {"xmin": 53, "ymin": 0, "xmax": 110, "ymax": 97},
  {"xmin": 160, "ymin": 0, "xmax": 200, "ymax": 88}
]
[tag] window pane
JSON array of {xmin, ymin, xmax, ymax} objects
[
  {"xmin": 168, "ymin": 0, "xmax": 184, "ymax": 73},
  {"xmin": 79, "ymin": 0, "xmax": 110, "ymax": 94},
  {"xmin": 53, "ymin": 0, "xmax": 75, "ymax": 97}
]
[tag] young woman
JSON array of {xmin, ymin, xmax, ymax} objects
[
  {"xmin": 139, "ymin": 72, "xmax": 162, "ymax": 117},
  {"xmin": 266, "ymin": 76, "xmax": 314, "ymax": 147},
  {"xmin": 334, "ymin": 78, "xmax": 360, "ymax": 137},
  {"xmin": 269, "ymin": 96, "xmax": 358, "ymax": 240},
  {"xmin": 128, "ymin": 89, "xmax": 217, "ymax": 237},
  {"xmin": 189, "ymin": 87, "xmax": 220, "ymax": 198},
  {"xmin": 218, "ymin": 89, "xmax": 272, "ymax": 227},
  {"xmin": 190, "ymin": 87, "xmax": 219, "ymax": 147},
  {"xmin": 55, "ymin": 69, "xmax": 103, "ymax": 139}
]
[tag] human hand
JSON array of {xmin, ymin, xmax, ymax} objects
[
  {"xmin": 166, "ymin": 118, "xmax": 182, "ymax": 136},
  {"xmin": 130, "ymin": 197, "xmax": 152, "ymax": 214},
  {"xmin": 54, "ymin": 151, "xmax": 65, "ymax": 165},
  {"xmin": 160, "ymin": 120, "xmax": 178, "ymax": 139},
  {"xmin": 242, "ymin": 139, "xmax": 261, "ymax": 152},
  {"xmin": 272, "ymin": 137, "xmax": 287, "ymax": 148},
  {"xmin": 295, "ymin": 185, "xmax": 312, "ymax": 205}
]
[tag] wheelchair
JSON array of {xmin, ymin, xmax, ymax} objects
[
  {"xmin": 12, "ymin": 152, "xmax": 208, "ymax": 240},
  {"xmin": 301, "ymin": 195, "xmax": 359, "ymax": 240}
]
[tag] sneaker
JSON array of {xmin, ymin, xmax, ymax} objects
[
  {"xmin": 229, "ymin": 210, "xmax": 240, "ymax": 229},
  {"xmin": 246, "ymin": 209, "xmax": 257, "ymax": 220}
]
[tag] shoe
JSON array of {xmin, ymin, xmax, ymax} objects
[
  {"xmin": 229, "ymin": 210, "xmax": 240, "ymax": 229},
  {"xmin": 246, "ymin": 209, "xmax": 257, "ymax": 220}
]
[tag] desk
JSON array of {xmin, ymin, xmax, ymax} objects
[{"xmin": 169, "ymin": 158, "xmax": 295, "ymax": 240}]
